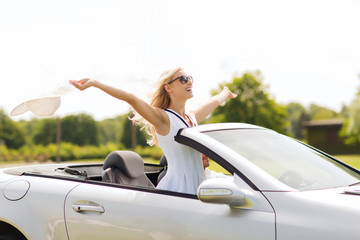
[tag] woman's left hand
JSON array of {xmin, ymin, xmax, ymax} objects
[
  {"xmin": 216, "ymin": 87, "xmax": 237, "ymax": 104},
  {"xmin": 222, "ymin": 87, "xmax": 237, "ymax": 99}
]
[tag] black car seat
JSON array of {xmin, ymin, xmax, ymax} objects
[
  {"xmin": 157, "ymin": 155, "xmax": 168, "ymax": 184},
  {"xmin": 102, "ymin": 151, "xmax": 154, "ymax": 188}
]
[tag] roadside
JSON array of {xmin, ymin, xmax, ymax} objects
[
  {"xmin": 334, "ymin": 155, "xmax": 360, "ymax": 170},
  {"xmin": 0, "ymin": 157, "xmax": 158, "ymax": 168}
]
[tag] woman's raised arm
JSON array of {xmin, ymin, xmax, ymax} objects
[
  {"xmin": 69, "ymin": 79, "xmax": 170, "ymax": 135},
  {"xmin": 192, "ymin": 87, "xmax": 237, "ymax": 123}
]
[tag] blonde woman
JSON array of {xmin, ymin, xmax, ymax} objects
[{"xmin": 70, "ymin": 67, "xmax": 236, "ymax": 194}]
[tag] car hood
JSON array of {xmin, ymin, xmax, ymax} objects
[
  {"xmin": 302, "ymin": 186, "xmax": 360, "ymax": 208},
  {"xmin": 264, "ymin": 185, "xmax": 360, "ymax": 213},
  {"xmin": 263, "ymin": 186, "xmax": 360, "ymax": 239}
]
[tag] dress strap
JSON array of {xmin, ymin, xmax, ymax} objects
[
  {"xmin": 187, "ymin": 113, "xmax": 198, "ymax": 126},
  {"xmin": 164, "ymin": 109, "xmax": 191, "ymax": 127}
]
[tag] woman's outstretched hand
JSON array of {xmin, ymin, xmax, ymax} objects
[
  {"xmin": 215, "ymin": 87, "xmax": 237, "ymax": 104},
  {"xmin": 69, "ymin": 78, "xmax": 97, "ymax": 91},
  {"xmin": 222, "ymin": 86, "xmax": 237, "ymax": 99}
]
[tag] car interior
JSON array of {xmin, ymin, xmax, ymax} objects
[
  {"xmin": 56, "ymin": 150, "xmax": 166, "ymax": 188},
  {"xmin": 6, "ymin": 150, "xmax": 228, "ymax": 192}
]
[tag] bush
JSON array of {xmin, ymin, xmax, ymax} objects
[
  {"xmin": 0, "ymin": 142, "xmax": 123, "ymax": 162},
  {"xmin": 135, "ymin": 145, "xmax": 163, "ymax": 160},
  {"xmin": 0, "ymin": 142, "xmax": 162, "ymax": 163}
]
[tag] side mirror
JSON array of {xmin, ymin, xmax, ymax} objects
[{"xmin": 197, "ymin": 178, "xmax": 247, "ymax": 208}]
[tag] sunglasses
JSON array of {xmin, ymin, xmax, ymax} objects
[{"xmin": 167, "ymin": 75, "xmax": 193, "ymax": 85}]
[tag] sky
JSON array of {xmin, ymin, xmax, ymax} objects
[{"xmin": 1, "ymin": 0, "xmax": 360, "ymax": 121}]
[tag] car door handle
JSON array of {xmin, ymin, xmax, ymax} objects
[{"xmin": 73, "ymin": 203, "xmax": 105, "ymax": 213}]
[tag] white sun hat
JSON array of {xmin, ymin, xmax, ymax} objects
[{"xmin": 10, "ymin": 81, "xmax": 74, "ymax": 117}]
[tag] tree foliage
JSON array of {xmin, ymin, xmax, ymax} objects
[
  {"xmin": 33, "ymin": 118, "xmax": 57, "ymax": 145},
  {"xmin": 0, "ymin": 109, "xmax": 25, "ymax": 149},
  {"xmin": 342, "ymin": 85, "xmax": 360, "ymax": 144},
  {"xmin": 61, "ymin": 114, "xmax": 98, "ymax": 146},
  {"xmin": 209, "ymin": 71, "xmax": 288, "ymax": 134},
  {"xmin": 98, "ymin": 115, "xmax": 127, "ymax": 145},
  {"xmin": 308, "ymin": 104, "xmax": 339, "ymax": 120},
  {"xmin": 121, "ymin": 115, "xmax": 147, "ymax": 149},
  {"xmin": 285, "ymin": 102, "xmax": 310, "ymax": 139}
]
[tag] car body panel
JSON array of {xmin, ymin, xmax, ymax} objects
[{"xmin": 65, "ymin": 176, "xmax": 275, "ymax": 240}]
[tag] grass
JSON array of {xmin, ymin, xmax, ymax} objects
[{"xmin": 334, "ymin": 155, "xmax": 360, "ymax": 170}]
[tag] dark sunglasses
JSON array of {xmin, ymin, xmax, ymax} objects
[{"xmin": 167, "ymin": 75, "xmax": 193, "ymax": 85}]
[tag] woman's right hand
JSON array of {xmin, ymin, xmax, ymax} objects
[{"xmin": 69, "ymin": 78, "xmax": 97, "ymax": 91}]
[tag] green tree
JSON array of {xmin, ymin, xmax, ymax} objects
[
  {"xmin": 308, "ymin": 104, "xmax": 339, "ymax": 120},
  {"xmin": 342, "ymin": 85, "xmax": 360, "ymax": 144},
  {"xmin": 32, "ymin": 118, "xmax": 57, "ymax": 145},
  {"xmin": 17, "ymin": 119, "xmax": 37, "ymax": 145},
  {"xmin": 0, "ymin": 109, "xmax": 25, "ymax": 149},
  {"xmin": 61, "ymin": 114, "xmax": 98, "ymax": 145},
  {"xmin": 286, "ymin": 102, "xmax": 309, "ymax": 139},
  {"xmin": 209, "ymin": 71, "xmax": 288, "ymax": 134},
  {"xmin": 121, "ymin": 115, "xmax": 147, "ymax": 149},
  {"xmin": 98, "ymin": 115, "xmax": 127, "ymax": 145},
  {"xmin": 340, "ymin": 104, "xmax": 350, "ymax": 119}
]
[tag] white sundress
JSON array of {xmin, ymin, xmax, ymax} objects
[{"xmin": 156, "ymin": 109, "xmax": 205, "ymax": 195}]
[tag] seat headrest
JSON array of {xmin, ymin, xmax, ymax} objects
[
  {"xmin": 103, "ymin": 151, "xmax": 144, "ymax": 178},
  {"xmin": 159, "ymin": 155, "xmax": 167, "ymax": 167}
]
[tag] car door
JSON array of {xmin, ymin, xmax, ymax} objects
[{"xmin": 64, "ymin": 176, "xmax": 275, "ymax": 240}]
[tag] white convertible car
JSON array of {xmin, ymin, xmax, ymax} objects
[{"xmin": 1, "ymin": 123, "xmax": 360, "ymax": 240}]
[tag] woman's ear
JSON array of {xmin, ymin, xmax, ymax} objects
[{"xmin": 164, "ymin": 84, "xmax": 172, "ymax": 93}]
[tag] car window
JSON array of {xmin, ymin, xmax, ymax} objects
[{"xmin": 204, "ymin": 129, "xmax": 360, "ymax": 191}]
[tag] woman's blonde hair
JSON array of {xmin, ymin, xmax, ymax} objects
[{"xmin": 130, "ymin": 67, "xmax": 183, "ymax": 146}]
